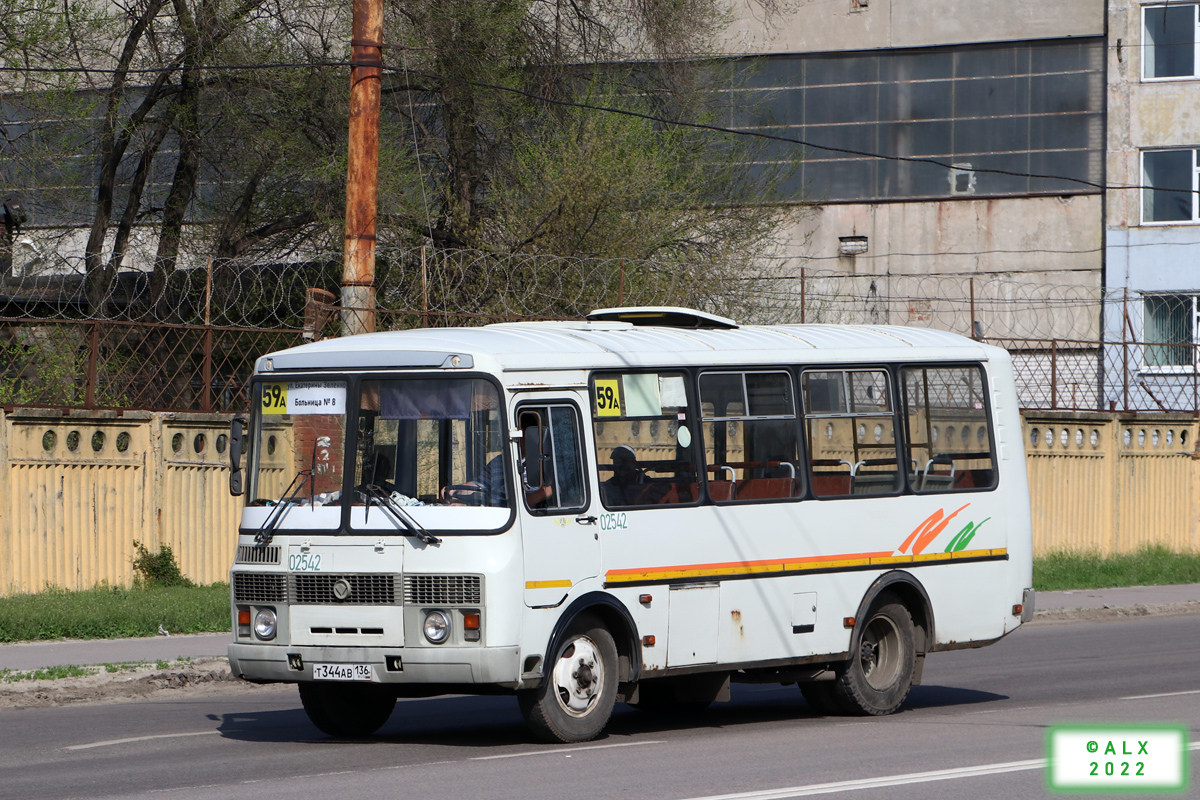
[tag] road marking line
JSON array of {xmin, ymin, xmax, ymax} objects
[
  {"xmin": 678, "ymin": 759, "xmax": 1047, "ymax": 799},
  {"xmin": 65, "ymin": 730, "xmax": 220, "ymax": 751},
  {"xmin": 677, "ymin": 745, "xmax": 1200, "ymax": 800},
  {"xmin": 469, "ymin": 740, "xmax": 664, "ymax": 761},
  {"xmin": 1121, "ymin": 689, "xmax": 1200, "ymax": 700}
]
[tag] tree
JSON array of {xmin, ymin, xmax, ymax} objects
[{"xmin": 1, "ymin": 0, "xmax": 352, "ymax": 317}]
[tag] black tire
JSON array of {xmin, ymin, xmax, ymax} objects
[
  {"xmin": 298, "ymin": 682, "xmax": 397, "ymax": 738},
  {"xmin": 518, "ymin": 614, "xmax": 619, "ymax": 743},
  {"xmin": 799, "ymin": 681, "xmax": 844, "ymax": 716},
  {"xmin": 832, "ymin": 593, "xmax": 916, "ymax": 716}
]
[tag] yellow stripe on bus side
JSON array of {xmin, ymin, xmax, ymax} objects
[
  {"xmin": 525, "ymin": 580, "xmax": 573, "ymax": 590},
  {"xmin": 605, "ymin": 548, "xmax": 1008, "ymax": 584}
]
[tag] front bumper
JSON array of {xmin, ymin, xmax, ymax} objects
[{"xmin": 228, "ymin": 643, "xmax": 521, "ymax": 687}]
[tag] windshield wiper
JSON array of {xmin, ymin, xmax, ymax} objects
[
  {"xmin": 362, "ymin": 484, "xmax": 441, "ymax": 545},
  {"xmin": 254, "ymin": 441, "xmax": 317, "ymax": 546}
]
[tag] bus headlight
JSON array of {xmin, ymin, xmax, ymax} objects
[
  {"xmin": 254, "ymin": 608, "xmax": 277, "ymax": 640},
  {"xmin": 423, "ymin": 610, "xmax": 451, "ymax": 644}
]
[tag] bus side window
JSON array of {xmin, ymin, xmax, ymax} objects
[
  {"xmin": 591, "ymin": 372, "xmax": 699, "ymax": 509},
  {"xmin": 901, "ymin": 365, "xmax": 996, "ymax": 493},
  {"xmin": 699, "ymin": 370, "xmax": 802, "ymax": 502},
  {"xmin": 518, "ymin": 405, "xmax": 587, "ymax": 513},
  {"xmin": 801, "ymin": 369, "xmax": 901, "ymax": 498}
]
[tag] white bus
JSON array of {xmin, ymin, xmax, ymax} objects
[{"xmin": 226, "ymin": 307, "xmax": 1033, "ymax": 743}]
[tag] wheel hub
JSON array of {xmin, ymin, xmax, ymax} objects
[{"xmin": 552, "ymin": 637, "xmax": 604, "ymax": 717}]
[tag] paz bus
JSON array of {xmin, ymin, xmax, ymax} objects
[{"xmin": 226, "ymin": 306, "xmax": 1033, "ymax": 743}]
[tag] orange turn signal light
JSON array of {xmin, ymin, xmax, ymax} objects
[
  {"xmin": 463, "ymin": 613, "xmax": 481, "ymax": 630},
  {"xmin": 642, "ymin": 635, "xmax": 656, "ymax": 647},
  {"xmin": 238, "ymin": 608, "xmax": 252, "ymax": 626},
  {"xmin": 1012, "ymin": 604, "xmax": 1023, "ymax": 616},
  {"xmin": 639, "ymin": 594, "xmax": 653, "ymax": 604},
  {"xmin": 843, "ymin": 616, "xmax": 856, "ymax": 628}
]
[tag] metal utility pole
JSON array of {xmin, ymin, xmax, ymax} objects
[{"xmin": 341, "ymin": 0, "xmax": 383, "ymax": 336}]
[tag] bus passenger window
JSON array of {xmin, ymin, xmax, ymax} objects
[
  {"xmin": 801, "ymin": 370, "xmax": 901, "ymax": 498},
  {"xmin": 901, "ymin": 365, "xmax": 996, "ymax": 493},
  {"xmin": 699, "ymin": 371, "xmax": 802, "ymax": 502},
  {"xmin": 591, "ymin": 371, "xmax": 699, "ymax": 509},
  {"xmin": 517, "ymin": 405, "xmax": 587, "ymax": 513}
]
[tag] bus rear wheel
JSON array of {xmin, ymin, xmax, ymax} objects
[
  {"xmin": 299, "ymin": 682, "xmax": 396, "ymax": 738},
  {"xmin": 834, "ymin": 593, "xmax": 916, "ymax": 716},
  {"xmin": 519, "ymin": 614, "xmax": 618, "ymax": 743}
]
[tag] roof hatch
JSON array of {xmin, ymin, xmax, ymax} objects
[{"xmin": 586, "ymin": 306, "xmax": 739, "ymax": 329}]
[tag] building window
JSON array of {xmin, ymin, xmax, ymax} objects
[
  {"xmin": 1142, "ymin": 149, "xmax": 1200, "ymax": 223},
  {"xmin": 1144, "ymin": 295, "xmax": 1198, "ymax": 368},
  {"xmin": 1144, "ymin": 4, "xmax": 1199, "ymax": 80}
]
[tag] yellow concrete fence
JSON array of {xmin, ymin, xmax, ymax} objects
[{"xmin": 1, "ymin": 408, "xmax": 1197, "ymax": 596}]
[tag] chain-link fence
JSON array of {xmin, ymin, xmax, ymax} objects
[{"xmin": 3, "ymin": 245, "xmax": 1198, "ymax": 413}]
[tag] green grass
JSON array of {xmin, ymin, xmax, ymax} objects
[
  {"xmin": 1034, "ymin": 546, "xmax": 1200, "ymax": 592},
  {"xmin": 0, "ymin": 584, "xmax": 230, "ymax": 643}
]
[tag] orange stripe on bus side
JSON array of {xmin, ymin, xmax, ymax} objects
[{"xmin": 604, "ymin": 548, "xmax": 1006, "ymax": 584}]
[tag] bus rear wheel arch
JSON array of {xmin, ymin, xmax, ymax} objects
[{"xmin": 832, "ymin": 591, "xmax": 916, "ymax": 715}]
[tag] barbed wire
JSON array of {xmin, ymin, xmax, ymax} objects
[{"xmin": 0, "ymin": 243, "xmax": 1143, "ymax": 342}]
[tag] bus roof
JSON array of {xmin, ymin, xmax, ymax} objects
[{"xmin": 257, "ymin": 317, "xmax": 1002, "ymax": 374}]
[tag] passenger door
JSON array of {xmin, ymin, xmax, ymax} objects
[{"xmin": 516, "ymin": 398, "xmax": 601, "ymax": 607}]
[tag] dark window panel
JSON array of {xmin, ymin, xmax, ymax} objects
[
  {"xmin": 1029, "ymin": 40, "xmax": 1094, "ymax": 75},
  {"xmin": 905, "ymin": 81, "xmax": 953, "ymax": 121},
  {"xmin": 807, "ymin": 158, "xmax": 877, "ymax": 202},
  {"xmin": 1027, "ymin": 149, "xmax": 1096, "ymax": 195},
  {"xmin": 1028, "ymin": 112, "xmax": 1095, "ymax": 151},
  {"xmin": 804, "ymin": 83, "xmax": 879, "ymax": 125},
  {"xmin": 952, "ymin": 116, "xmax": 1025, "ymax": 156},
  {"xmin": 955, "ymin": 45, "xmax": 1022, "ymax": 78},
  {"xmin": 1030, "ymin": 72, "xmax": 1092, "ymax": 114},
  {"xmin": 880, "ymin": 50, "xmax": 956, "ymax": 82},
  {"xmin": 805, "ymin": 54, "xmax": 880, "ymax": 87},
  {"xmin": 967, "ymin": 152, "xmax": 1033, "ymax": 196},
  {"xmin": 1144, "ymin": 5, "xmax": 1196, "ymax": 79},
  {"xmin": 953, "ymin": 76, "xmax": 1020, "ymax": 119},
  {"xmin": 803, "ymin": 122, "xmax": 879, "ymax": 158},
  {"xmin": 1143, "ymin": 149, "xmax": 1195, "ymax": 222}
]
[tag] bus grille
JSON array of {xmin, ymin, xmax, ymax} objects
[
  {"xmin": 232, "ymin": 572, "xmax": 288, "ymax": 603},
  {"xmin": 235, "ymin": 545, "xmax": 280, "ymax": 565},
  {"xmin": 291, "ymin": 574, "xmax": 400, "ymax": 605},
  {"xmin": 403, "ymin": 575, "xmax": 482, "ymax": 606}
]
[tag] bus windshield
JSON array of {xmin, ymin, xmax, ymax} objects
[{"xmin": 353, "ymin": 378, "xmax": 508, "ymax": 509}]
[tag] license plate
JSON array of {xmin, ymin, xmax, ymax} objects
[{"xmin": 312, "ymin": 663, "xmax": 374, "ymax": 681}]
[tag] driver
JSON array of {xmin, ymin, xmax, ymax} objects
[{"xmin": 601, "ymin": 445, "xmax": 645, "ymax": 506}]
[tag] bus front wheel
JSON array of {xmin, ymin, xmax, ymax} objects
[
  {"xmin": 834, "ymin": 593, "xmax": 916, "ymax": 716},
  {"xmin": 298, "ymin": 682, "xmax": 396, "ymax": 738},
  {"xmin": 519, "ymin": 614, "xmax": 619, "ymax": 743}
]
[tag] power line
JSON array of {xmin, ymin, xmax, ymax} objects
[{"xmin": 0, "ymin": 59, "xmax": 1192, "ymax": 195}]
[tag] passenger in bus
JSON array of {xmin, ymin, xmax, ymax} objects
[{"xmin": 602, "ymin": 445, "xmax": 655, "ymax": 506}]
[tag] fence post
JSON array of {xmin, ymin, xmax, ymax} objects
[
  {"xmin": 201, "ymin": 326, "xmax": 213, "ymax": 412},
  {"xmin": 800, "ymin": 267, "xmax": 806, "ymax": 324},
  {"xmin": 1122, "ymin": 289, "xmax": 1130, "ymax": 412},
  {"xmin": 85, "ymin": 321, "xmax": 100, "ymax": 408},
  {"xmin": 1051, "ymin": 339, "xmax": 1058, "ymax": 409},
  {"xmin": 969, "ymin": 278, "xmax": 976, "ymax": 339}
]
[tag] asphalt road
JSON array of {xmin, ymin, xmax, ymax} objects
[{"xmin": 1, "ymin": 614, "xmax": 1197, "ymax": 800}]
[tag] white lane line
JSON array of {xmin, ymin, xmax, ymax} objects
[
  {"xmin": 64, "ymin": 730, "xmax": 220, "ymax": 751},
  {"xmin": 1121, "ymin": 688, "xmax": 1200, "ymax": 700},
  {"xmin": 469, "ymin": 740, "xmax": 665, "ymax": 761},
  {"xmin": 677, "ymin": 744, "xmax": 1200, "ymax": 800},
  {"xmin": 677, "ymin": 759, "xmax": 1047, "ymax": 800}
]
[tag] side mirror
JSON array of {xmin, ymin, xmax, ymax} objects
[{"xmin": 229, "ymin": 416, "xmax": 246, "ymax": 496}]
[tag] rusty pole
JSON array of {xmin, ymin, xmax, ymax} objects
[{"xmin": 341, "ymin": 0, "xmax": 383, "ymax": 336}]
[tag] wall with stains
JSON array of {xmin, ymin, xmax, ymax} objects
[
  {"xmin": 0, "ymin": 408, "xmax": 242, "ymax": 596},
  {"xmin": 722, "ymin": 0, "xmax": 1104, "ymax": 57}
]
